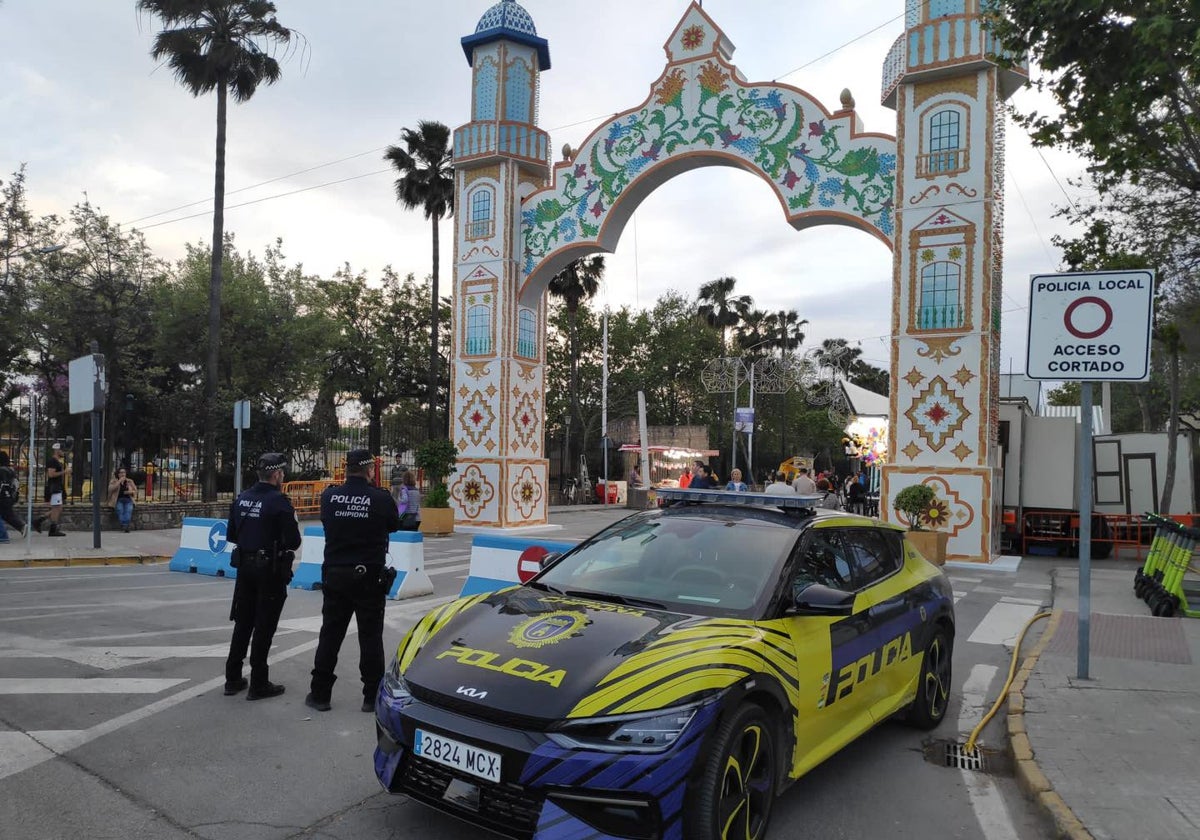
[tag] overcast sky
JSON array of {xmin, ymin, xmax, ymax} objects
[{"xmin": 1, "ymin": 0, "xmax": 1094, "ymax": 373}]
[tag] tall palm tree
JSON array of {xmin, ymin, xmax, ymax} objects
[
  {"xmin": 549, "ymin": 256, "xmax": 604, "ymax": 474},
  {"xmin": 384, "ymin": 121, "xmax": 454, "ymax": 440},
  {"xmin": 697, "ymin": 276, "xmax": 752, "ymax": 350},
  {"xmin": 138, "ymin": 0, "xmax": 292, "ymax": 500},
  {"xmin": 773, "ymin": 309, "xmax": 808, "ymax": 354}
]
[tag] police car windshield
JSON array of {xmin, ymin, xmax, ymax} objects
[{"xmin": 536, "ymin": 510, "xmax": 797, "ymax": 619}]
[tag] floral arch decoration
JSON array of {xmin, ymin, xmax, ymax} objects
[{"xmin": 517, "ymin": 5, "xmax": 898, "ymax": 303}]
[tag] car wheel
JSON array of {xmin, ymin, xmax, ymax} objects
[
  {"xmin": 687, "ymin": 704, "xmax": 777, "ymax": 840},
  {"xmin": 906, "ymin": 626, "xmax": 952, "ymax": 730}
]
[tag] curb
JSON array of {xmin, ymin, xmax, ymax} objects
[
  {"xmin": 0, "ymin": 555, "xmax": 167, "ymax": 569},
  {"xmin": 1006, "ymin": 609, "xmax": 1094, "ymax": 840}
]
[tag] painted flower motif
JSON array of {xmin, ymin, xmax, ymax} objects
[
  {"xmin": 470, "ymin": 410, "xmax": 484, "ymax": 426},
  {"xmin": 921, "ymin": 499, "xmax": 950, "ymax": 530},
  {"xmin": 924, "ymin": 402, "xmax": 950, "ymax": 425},
  {"xmin": 920, "ymin": 248, "xmax": 936, "ymax": 263},
  {"xmin": 817, "ymin": 177, "xmax": 843, "ymax": 207},
  {"xmin": 464, "ymin": 480, "xmax": 483, "ymax": 504},
  {"xmin": 590, "ymin": 198, "xmax": 604, "ymax": 218},
  {"xmin": 655, "ymin": 69, "xmax": 687, "ymax": 107},
  {"xmin": 808, "ymin": 120, "xmax": 826, "ymax": 138},
  {"xmin": 520, "ymin": 480, "xmax": 535, "ymax": 503},
  {"xmin": 879, "ymin": 152, "xmax": 897, "ymax": 175},
  {"xmin": 681, "ymin": 24, "xmax": 705, "ymax": 50},
  {"xmin": 782, "ymin": 169, "xmax": 801, "ymax": 190},
  {"xmin": 697, "ymin": 62, "xmax": 728, "ymax": 96},
  {"xmin": 947, "ymin": 245, "xmax": 964, "ymax": 261},
  {"xmin": 574, "ymin": 164, "xmax": 587, "ymax": 178},
  {"xmin": 559, "ymin": 217, "xmax": 577, "ymax": 242}
]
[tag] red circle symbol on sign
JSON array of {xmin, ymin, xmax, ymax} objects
[
  {"xmin": 517, "ymin": 545, "xmax": 549, "ymax": 583},
  {"xmin": 1064, "ymin": 296, "xmax": 1114, "ymax": 339}
]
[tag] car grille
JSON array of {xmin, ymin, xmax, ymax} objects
[
  {"xmin": 409, "ymin": 683, "xmax": 556, "ymax": 731},
  {"xmin": 400, "ymin": 753, "xmax": 543, "ymax": 840}
]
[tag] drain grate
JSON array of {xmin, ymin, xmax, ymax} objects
[
  {"xmin": 923, "ymin": 739, "xmax": 1011, "ymax": 775},
  {"xmin": 944, "ymin": 742, "xmax": 987, "ymax": 771}
]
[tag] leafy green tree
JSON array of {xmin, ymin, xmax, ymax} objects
[
  {"xmin": 137, "ymin": 0, "xmax": 295, "ymax": 500},
  {"xmin": 21, "ymin": 201, "xmax": 165, "ymax": 485},
  {"xmin": 384, "ymin": 121, "xmax": 455, "ymax": 439},
  {"xmin": 988, "ymin": 1, "xmax": 1200, "ymax": 193},
  {"xmin": 1, "ymin": 167, "xmax": 38, "ymax": 395},
  {"xmin": 322, "ymin": 267, "xmax": 441, "ymax": 454},
  {"xmin": 549, "ymin": 256, "xmax": 605, "ymax": 470}
]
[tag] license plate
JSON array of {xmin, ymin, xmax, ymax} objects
[{"xmin": 413, "ymin": 728, "xmax": 501, "ymax": 783}]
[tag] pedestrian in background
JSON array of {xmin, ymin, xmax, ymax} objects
[
  {"xmin": 397, "ymin": 469, "xmax": 421, "ymax": 531},
  {"xmin": 33, "ymin": 443, "xmax": 68, "ymax": 537},
  {"xmin": 0, "ymin": 451, "xmax": 25, "ymax": 541},
  {"xmin": 223, "ymin": 453, "xmax": 301, "ymax": 701},
  {"xmin": 725, "ymin": 468, "xmax": 748, "ymax": 492},
  {"xmin": 690, "ymin": 464, "xmax": 716, "ymax": 490},
  {"xmin": 764, "ymin": 471, "xmax": 795, "ymax": 496},
  {"xmin": 792, "ymin": 467, "xmax": 817, "ymax": 495},
  {"xmin": 307, "ymin": 448, "xmax": 401, "ymax": 713},
  {"xmin": 389, "ymin": 455, "xmax": 405, "ymax": 507},
  {"xmin": 678, "ymin": 467, "xmax": 692, "ymax": 488},
  {"xmin": 107, "ymin": 468, "xmax": 138, "ymax": 532}
]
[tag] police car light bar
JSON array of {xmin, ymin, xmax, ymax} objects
[{"xmin": 655, "ymin": 487, "xmax": 823, "ymax": 509}]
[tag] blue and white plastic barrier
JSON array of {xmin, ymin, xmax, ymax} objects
[
  {"xmin": 168, "ymin": 517, "xmax": 238, "ymax": 578},
  {"xmin": 459, "ymin": 535, "xmax": 578, "ymax": 597},
  {"xmin": 291, "ymin": 526, "xmax": 433, "ymax": 600}
]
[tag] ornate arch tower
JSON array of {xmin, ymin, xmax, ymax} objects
[
  {"xmin": 447, "ymin": 0, "xmax": 553, "ymax": 526},
  {"xmin": 880, "ymin": 0, "xmax": 1027, "ymax": 560}
]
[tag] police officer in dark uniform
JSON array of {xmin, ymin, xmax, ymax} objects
[
  {"xmin": 223, "ymin": 453, "xmax": 301, "ymax": 701},
  {"xmin": 306, "ymin": 449, "xmax": 400, "ymax": 713}
]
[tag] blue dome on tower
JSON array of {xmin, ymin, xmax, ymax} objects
[
  {"xmin": 462, "ymin": 0, "xmax": 551, "ymax": 70},
  {"xmin": 475, "ymin": 0, "xmax": 538, "ymax": 37}
]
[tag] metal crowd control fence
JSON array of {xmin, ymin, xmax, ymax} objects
[
  {"xmin": 1021, "ymin": 510, "xmax": 1154, "ymax": 560},
  {"xmin": 1134, "ymin": 514, "xmax": 1200, "ymax": 619}
]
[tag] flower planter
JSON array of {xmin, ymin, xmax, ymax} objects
[
  {"xmin": 419, "ymin": 507, "xmax": 455, "ymax": 536},
  {"xmin": 906, "ymin": 529, "xmax": 949, "ymax": 566}
]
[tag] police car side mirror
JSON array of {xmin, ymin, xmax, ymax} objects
[
  {"xmin": 538, "ymin": 552, "xmax": 562, "ymax": 571},
  {"xmin": 789, "ymin": 583, "xmax": 855, "ymax": 617}
]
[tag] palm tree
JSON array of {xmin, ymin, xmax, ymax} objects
[
  {"xmin": 773, "ymin": 309, "xmax": 808, "ymax": 354},
  {"xmin": 549, "ymin": 256, "xmax": 605, "ymax": 475},
  {"xmin": 384, "ymin": 121, "xmax": 454, "ymax": 440},
  {"xmin": 697, "ymin": 276, "xmax": 752, "ymax": 350},
  {"xmin": 138, "ymin": 0, "xmax": 292, "ymax": 501}
]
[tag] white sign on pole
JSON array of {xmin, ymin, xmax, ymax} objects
[
  {"xmin": 1026, "ymin": 270, "xmax": 1154, "ymax": 381},
  {"xmin": 232, "ymin": 400, "xmax": 251, "ymax": 429},
  {"xmin": 68, "ymin": 354, "xmax": 106, "ymax": 414}
]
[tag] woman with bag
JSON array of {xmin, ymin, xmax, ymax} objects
[
  {"xmin": 397, "ymin": 470, "xmax": 421, "ymax": 531},
  {"xmin": 107, "ymin": 468, "xmax": 138, "ymax": 532}
]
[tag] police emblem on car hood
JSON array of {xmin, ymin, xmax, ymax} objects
[{"xmin": 397, "ymin": 587, "xmax": 801, "ymax": 721}]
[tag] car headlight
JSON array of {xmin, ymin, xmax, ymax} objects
[
  {"xmin": 549, "ymin": 702, "xmax": 703, "ymax": 753},
  {"xmin": 383, "ymin": 656, "xmax": 412, "ymax": 699}
]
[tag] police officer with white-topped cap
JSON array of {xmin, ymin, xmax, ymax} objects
[
  {"xmin": 223, "ymin": 452, "xmax": 301, "ymax": 701},
  {"xmin": 306, "ymin": 449, "xmax": 401, "ymax": 713}
]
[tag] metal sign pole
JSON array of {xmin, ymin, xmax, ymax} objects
[
  {"xmin": 729, "ymin": 363, "xmax": 738, "ymax": 477},
  {"xmin": 91, "ymin": 408, "xmax": 102, "ymax": 548},
  {"xmin": 1077, "ymin": 382, "xmax": 1094, "ymax": 679},
  {"xmin": 25, "ymin": 396, "xmax": 36, "ymax": 556}
]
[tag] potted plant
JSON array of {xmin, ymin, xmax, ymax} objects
[
  {"xmin": 415, "ymin": 439, "xmax": 458, "ymax": 536},
  {"xmin": 892, "ymin": 483, "xmax": 949, "ymax": 565}
]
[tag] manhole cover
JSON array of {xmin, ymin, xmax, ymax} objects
[{"xmin": 923, "ymin": 739, "xmax": 1011, "ymax": 775}]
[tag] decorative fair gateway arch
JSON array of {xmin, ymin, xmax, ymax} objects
[{"xmin": 447, "ymin": 0, "xmax": 1026, "ymax": 562}]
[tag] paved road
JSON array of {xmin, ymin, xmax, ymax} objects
[{"xmin": 1, "ymin": 511, "xmax": 1058, "ymax": 840}]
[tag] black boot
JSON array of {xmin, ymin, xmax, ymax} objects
[
  {"xmin": 223, "ymin": 677, "xmax": 248, "ymax": 696},
  {"xmin": 247, "ymin": 681, "xmax": 285, "ymax": 701},
  {"xmin": 33, "ymin": 517, "xmax": 44, "ymax": 533},
  {"xmin": 49, "ymin": 524, "xmax": 67, "ymax": 537}
]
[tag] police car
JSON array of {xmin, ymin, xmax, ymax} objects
[{"xmin": 373, "ymin": 488, "xmax": 955, "ymax": 840}]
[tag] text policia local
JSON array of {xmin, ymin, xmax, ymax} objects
[
  {"xmin": 330, "ymin": 494, "xmax": 372, "ymax": 518},
  {"xmin": 1036, "ymin": 275, "xmax": 1147, "ymax": 375}
]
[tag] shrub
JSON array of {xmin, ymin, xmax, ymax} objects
[{"xmin": 892, "ymin": 483, "xmax": 936, "ymax": 531}]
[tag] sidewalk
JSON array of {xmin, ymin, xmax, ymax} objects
[
  {"xmin": 0, "ymin": 503, "xmax": 630, "ymax": 567},
  {"xmin": 1014, "ymin": 567, "xmax": 1200, "ymax": 840},
  {"xmin": 0, "ymin": 526, "xmax": 183, "ymax": 567}
]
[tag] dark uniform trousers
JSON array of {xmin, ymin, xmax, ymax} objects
[
  {"xmin": 225, "ymin": 557, "xmax": 289, "ymax": 687},
  {"xmin": 310, "ymin": 564, "xmax": 386, "ymax": 702}
]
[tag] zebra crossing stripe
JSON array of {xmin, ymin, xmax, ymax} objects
[{"xmin": 0, "ymin": 678, "xmax": 188, "ymax": 694}]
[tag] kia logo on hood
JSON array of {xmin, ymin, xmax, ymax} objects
[{"xmin": 456, "ymin": 686, "xmax": 489, "ymax": 699}]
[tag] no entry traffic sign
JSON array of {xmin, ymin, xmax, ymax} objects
[{"xmin": 1026, "ymin": 270, "xmax": 1154, "ymax": 381}]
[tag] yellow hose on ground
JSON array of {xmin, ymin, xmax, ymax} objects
[{"xmin": 963, "ymin": 610, "xmax": 1053, "ymax": 755}]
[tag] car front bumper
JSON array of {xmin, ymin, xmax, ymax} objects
[{"xmin": 373, "ymin": 681, "xmax": 718, "ymax": 840}]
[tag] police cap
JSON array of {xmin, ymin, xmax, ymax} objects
[
  {"xmin": 346, "ymin": 449, "xmax": 375, "ymax": 469},
  {"xmin": 257, "ymin": 452, "xmax": 287, "ymax": 472}
]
